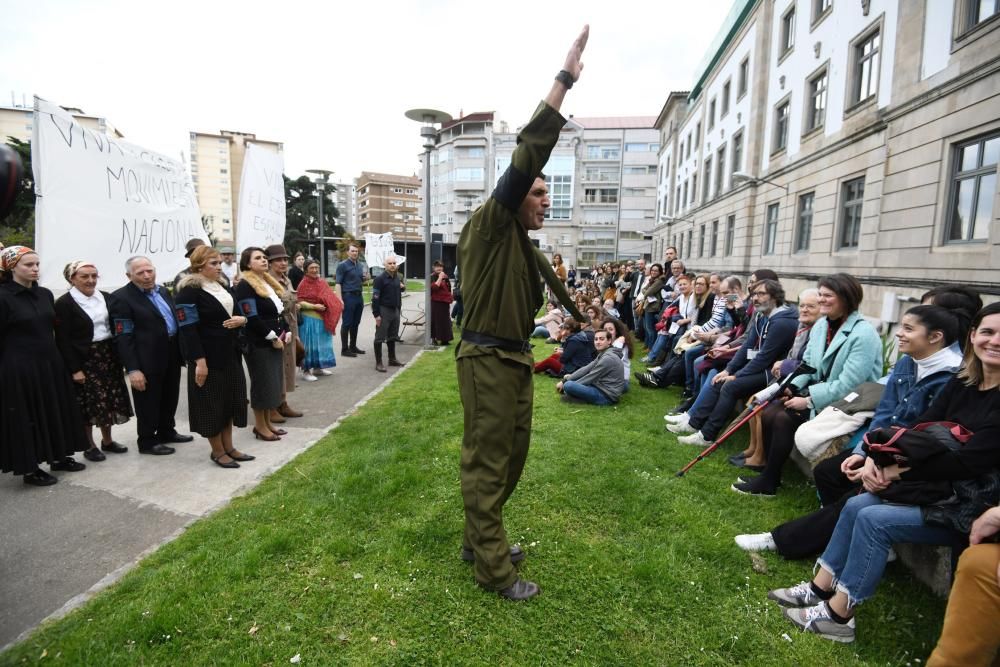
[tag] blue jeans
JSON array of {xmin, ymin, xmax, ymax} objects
[
  {"xmin": 818, "ymin": 493, "xmax": 961, "ymax": 606},
  {"xmin": 645, "ymin": 332, "xmax": 671, "ymax": 362},
  {"xmin": 683, "ymin": 344, "xmax": 705, "ymax": 392},
  {"xmin": 531, "ymin": 325, "xmax": 550, "ymax": 338},
  {"xmin": 563, "ymin": 381, "xmax": 613, "ymax": 405},
  {"xmin": 685, "ymin": 369, "xmax": 718, "ymax": 415},
  {"xmin": 643, "ymin": 311, "xmax": 661, "ymax": 348}
]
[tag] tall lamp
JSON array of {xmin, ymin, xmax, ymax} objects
[
  {"xmin": 305, "ymin": 169, "xmax": 334, "ymax": 276},
  {"xmin": 404, "ymin": 107, "xmax": 452, "ymax": 349}
]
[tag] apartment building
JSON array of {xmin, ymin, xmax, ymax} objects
[
  {"xmin": 422, "ymin": 111, "xmax": 495, "ymax": 243},
  {"xmin": 189, "ymin": 130, "xmax": 283, "ymax": 241},
  {"xmin": 652, "ymin": 0, "xmax": 1000, "ymax": 318},
  {"xmin": 354, "ymin": 171, "xmax": 422, "ymax": 239},
  {"xmin": 417, "ymin": 104, "xmax": 659, "ymax": 265},
  {"xmin": 1, "ymin": 103, "xmax": 124, "ymax": 144},
  {"xmin": 329, "ymin": 181, "xmax": 354, "ymax": 235}
]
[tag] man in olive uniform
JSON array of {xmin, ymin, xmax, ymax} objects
[{"xmin": 456, "ymin": 25, "xmax": 589, "ymax": 601}]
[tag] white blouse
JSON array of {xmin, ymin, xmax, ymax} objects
[{"xmin": 69, "ymin": 287, "xmax": 112, "ymax": 342}]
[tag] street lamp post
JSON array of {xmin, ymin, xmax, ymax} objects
[
  {"xmin": 306, "ymin": 169, "xmax": 334, "ymax": 277},
  {"xmin": 405, "ymin": 107, "xmax": 452, "ymax": 349}
]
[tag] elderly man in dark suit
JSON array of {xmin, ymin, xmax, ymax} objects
[{"xmin": 110, "ymin": 255, "xmax": 192, "ymax": 455}]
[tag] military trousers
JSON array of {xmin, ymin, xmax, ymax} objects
[{"xmin": 457, "ymin": 353, "xmax": 533, "ymax": 591}]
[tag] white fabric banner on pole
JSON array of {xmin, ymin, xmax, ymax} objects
[
  {"xmin": 32, "ymin": 97, "xmax": 206, "ymax": 290},
  {"xmin": 235, "ymin": 143, "xmax": 285, "ymax": 252},
  {"xmin": 364, "ymin": 232, "xmax": 403, "ymax": 270}
]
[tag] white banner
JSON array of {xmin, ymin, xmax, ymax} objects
[
  {"xmin": 364, "ymin": 232, "xmax": 404, "ymax": 270},
  {"xmin": 32, "ymin": 97, "xmax": 206, "ymax": 290},
  {"xmin": 235, "ymin": 143, "xmax": 285, "ymax": 251}
]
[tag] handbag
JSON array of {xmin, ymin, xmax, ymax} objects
[{"xmin": 862, "ymin": 422, "xmax": 975, "ymax": 506}]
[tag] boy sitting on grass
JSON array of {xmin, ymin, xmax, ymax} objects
[{"xmin": 555, "ymin": 329, "xmax": 625, "ymax": 405}]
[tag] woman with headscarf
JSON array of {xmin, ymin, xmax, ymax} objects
[
  {"xmin": 265, "ymin": 244, "xmax": 304, "ymax": 420},
  {"xmin": 233, "ymin": 247, "xmax": 290, "ymax": 441},
  {"xmin": 174, "ymin": 246, "xmax": 254, "ymax": 468},
  {"xmin": 0, "ymin": 246, "xmax": 88, "ymax": 485},
  {"xmin": 54, "ymin": 260, "xmax": 134, "ymax": 462},
  {"xmin": 296, "ymin": 258, "xmax": 343, "ymax": 379}
]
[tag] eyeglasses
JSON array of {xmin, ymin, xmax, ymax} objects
[{"xmin": 752, "ymin": 290, "xmax": 769, "ymax": 297}]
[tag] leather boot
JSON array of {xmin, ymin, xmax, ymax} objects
[
  {"xmin": 269, "ymin": 409, "xmax": 286, "ymax": 423},
  {"xmin": 387, "ymin": 342, "xmax": 404, "ymax": 366},
  {"xmin": 278, "ymin": 402, "xmax": 303, "ymax": 418}
]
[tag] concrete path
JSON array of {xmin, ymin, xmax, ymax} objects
[{"xmin": 0, "ymin": 292, "xmax": 435, "ymax": 650}]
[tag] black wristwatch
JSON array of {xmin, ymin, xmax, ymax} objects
[{"xmin": 555, "ymin": 70, "xmax": 574, "ymax": 89}]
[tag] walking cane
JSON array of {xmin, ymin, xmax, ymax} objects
[{"xmin": 674, "ymin": 361, "xmax": 815, "ymax": 477}]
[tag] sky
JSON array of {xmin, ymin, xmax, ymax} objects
[{"xmin": 1, "ymin": 0, "xmax": 735, "ymax": 184}]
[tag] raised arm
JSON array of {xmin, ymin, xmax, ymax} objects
[{"xmin": 544, "ymin": 25, "xmax": 589, "ymax": 112}]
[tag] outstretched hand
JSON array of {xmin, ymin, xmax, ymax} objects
[{"xmin": 563, "ymin": 24, "xmax": 589, "ymax": 82}]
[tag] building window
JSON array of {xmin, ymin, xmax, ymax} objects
[
  {"xmin": 686, "ymin": 230, "xmax": 693, "ymax": 257},
  {"xmin": 392, "ymin": 187, "xmax": 403, "ymax": 193},
  {"xmin": 965, "ymin": 0, "xmax": 1000, "ymax": 31},
  {"xmin": 698, "ymin": 224, "xmax": 706, "ymax": 257},
  {"xmin": 695, "ymin": 122, "xmax": 702, "ymax": 149},
  {"xmin": 691, "ymin": 173, "xmax": 698, "ymax": 205},
  {"xmin": 584, "ymin": 187, "xmax": 618, "ymax": 204},
  {"xmin": 546, "ymin": 174, "xmax": 573, "ymax": 220},
  {"xmin": 763, "ymin": 203, "xmax": 779, "ymax": 255},
  {"xmin": 703, "ymin": 157, "xmax": 712, "ymax": 201},
  {"xmin": 780, "ymin": 4, "xmax": 796, "ymax": 58},
  {"xmin": 796, "ymin": 192, "xmax": 815, "ymax": 252},
  {"xmin": 850, "ymin": 27, "xmax": 881, "ymax": 107},
  {"xmin": 721, "ymin": 79, "xmax": 732, "ymax": 117},
  {"xmin": 587, "ymin": 145, "xmax": 621, "ymax": 159},
  {"xmin": 708, "ymin": 98, "xmax": 716, "ymax": 129},
  {"xmin": 716, "ymin": 144, "xmax": 726, "ymax": 194},
  {"xmin": 710, "ymin": 219, "xmax": 719, "ymax": 257},
  {"xmin": 686, "ymin": 134, "xmax": 692, "ymax": 158},
  {"xmin": 839, "ymin": 176, "xmax": 865, "ymax": 249},
  {"xmin": 946, "ymin": 132, "xmax": 998, "ymax": 243},
  {"xmin": 675, "ymin": 185, "xmax": 681, "ymax": 214},
  {"xmin": 731, "ymin": 131, "xmax": 743, "ymax": 177},
  {"xmin": 806, "ymin": 68, "xmax": 828, "ymax": 132},
  {"xmin": 625, "ymin": 142, "xmax": 649, "ymax": 151},
  {"xmin": 738, "ymin": 56, "xmax": 749, "ymax": 99},
  {"xmin": 725, "ymin": 215, "xmax": 736, "ymax": 255},
  {"xmin": 773, "ymin": 100, "xmax": 790, "ymax": 153},
  {"xmin": 812, "ymin": 0, "xmax": 833, "ymax": 25},
  {"xmin": 682, "ymin": 181, "xmax": 689, "ymax": 208}
]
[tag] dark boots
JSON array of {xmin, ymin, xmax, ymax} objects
[{"xmin": 374, "ymin": 342, "xmax": 386, "ymax": 372}]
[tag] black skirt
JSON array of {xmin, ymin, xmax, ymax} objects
[
  {"xmin": 431, "ymin": 301, "xmax": 453, "ymax": 342},
  {"xmin": 245, "ymin": 345, "xmax": 284, "ymax": 410},
  {"xmin": 186, "ymin": 350, "xmax": 249, "ymax": 437}
]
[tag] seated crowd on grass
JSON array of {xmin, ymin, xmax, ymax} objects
[{"xmin": 542, "ymin": 254, "xmax": 999, "ymax": 661}]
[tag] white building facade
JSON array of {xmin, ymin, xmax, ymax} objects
[{"xmin": 653, "ymin": 0, "xmax": 1000, "ymax": 318}]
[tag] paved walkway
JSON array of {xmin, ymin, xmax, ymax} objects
[{"xmin": 0, "ymin": 293, "xmax": 434, "ymax": 650}]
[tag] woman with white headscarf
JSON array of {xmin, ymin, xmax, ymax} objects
[{"xmin": 54, "ymin": 260, "xmax": 134, "ymax": 462}]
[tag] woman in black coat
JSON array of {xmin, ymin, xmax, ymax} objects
[
  {"xmin": 54, "ymin": 261, "xmax": 133, "ymax": 462},
  {"xmin": 233, "ymin": 246, "xmax": 290, "ymax": 441},
  {"xmin": 174, "ymin": 246, "xmax": 253, "ymax": 468},
  {"xmin": 1, "ymin": 246, "xmax": 88, "ymax": 486}
]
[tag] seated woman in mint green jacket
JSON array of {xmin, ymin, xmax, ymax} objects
[{"xmin": 732, "ymin": 273, "xmax": 883, "ymax": 497}]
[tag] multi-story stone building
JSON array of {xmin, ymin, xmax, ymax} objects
[
  {"xmin": 653, "ymin": 0, "xmax": 1000, "ymax": 319},
  {"xmin": 189, "ymin": 130, "xmax": 283, "ymax": 241},
  {"xmin": 354, "ymin": 171, "xmax": 422, "ymax": 239},
  {"xmin": 1, "ymin": 102, "xmax": 124, "ymax": 143}
]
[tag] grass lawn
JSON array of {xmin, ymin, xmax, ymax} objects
[{"xmin": 1, "ymin": 343, "xmax": 945, "ymax": 666}]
